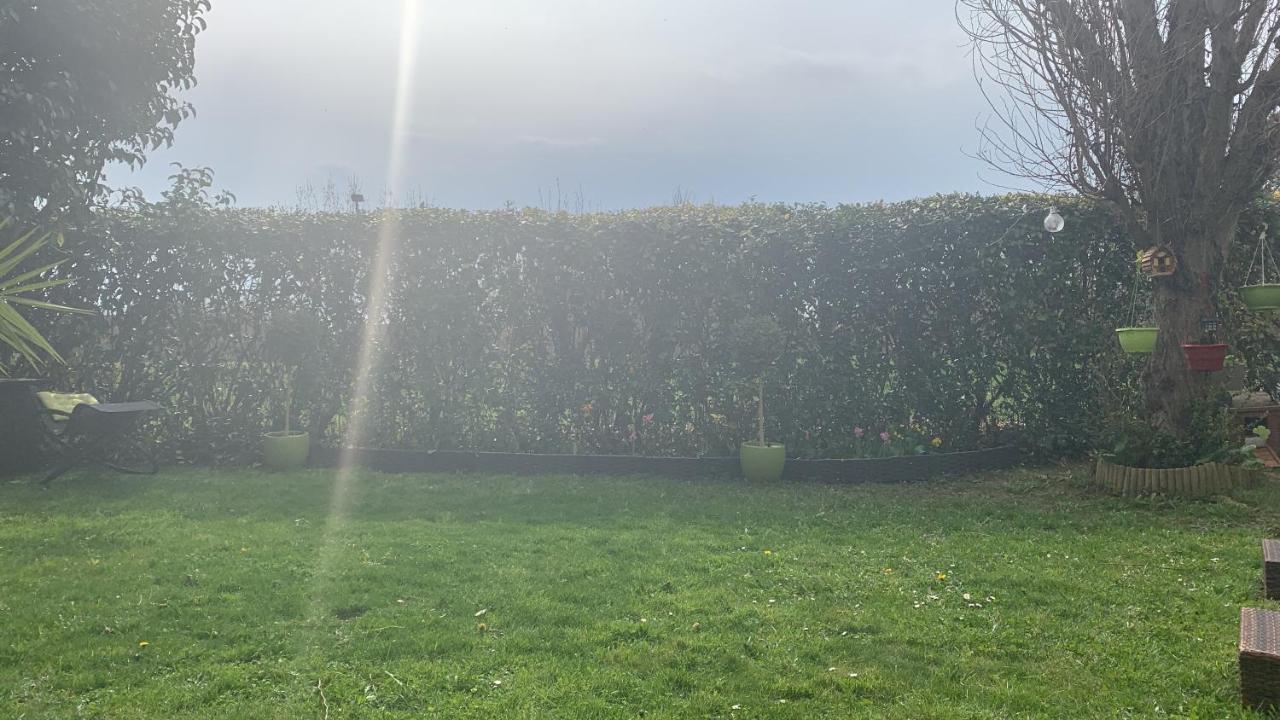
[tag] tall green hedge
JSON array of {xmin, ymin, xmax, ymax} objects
[{"xmin": 25, "ymin": 188, "xmax": 1278, "ymax": 465}]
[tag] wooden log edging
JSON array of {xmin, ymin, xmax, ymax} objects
[
  {"xmin": 311, "ymin": 445, "xmax": 1020, "ymax": 484},
  {"xmin": 1094, "ymin": 456, "xmax": 1262, "ymax": 497}
]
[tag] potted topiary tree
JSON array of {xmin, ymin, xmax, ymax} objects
[
  {"xmin": 260, "ymin": 309, "xmax": 324, "ymax": 469},
  {"xmin": 725, "ymin": 316, "xmax": 787, "ymax": 482}
]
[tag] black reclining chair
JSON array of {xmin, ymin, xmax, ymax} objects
[{"xmin": 0, "ymin": 380, "xmax": 163, "ymax": 483}]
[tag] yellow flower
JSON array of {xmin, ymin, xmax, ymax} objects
[
  {"xmin": 882, "ymin": 567, "xmax": 893, "ymax": 575},
  {"xmin": 138, "ymin": 640, "xmax": 150, "ymax": 648},
  {"xmin": 935, "ymin": 572, "xmax": 947, "ymax": 581},
  {"xmin": 763, "ymin": 549, "xmax": 773, "ymax": 556},
  {"xmin": 931, "ymin": 437, "xmax": 943, "ymax": 447}
]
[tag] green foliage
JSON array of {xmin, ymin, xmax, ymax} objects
[
  {"xmin": 0, "ymin": 0, "xmax": 209, "ymax": 221},
  {"xmin": 796, "ymin": 426, "xmax": 935, "ymax": 459},
  {"xmin": 261, "ymin": 309, "xmax": 325, "ymax": 369},
  {"xmin": 0, "ymin": 219, "xmax": 92, "ymax": 371},
  {"xmin": 23, "ymin": 171, "xmax": 1280, "ymax": 464},
  {"xmin": 261, "ymin": 309, "xmax": 326, "ymax": 434},
  {"xmin": 723, "ymin": 316, "xmax": 785, "ymax": 381},
  {"xmin": 723, "ymin": 315, "xmax": 786, "ymax": 446},
  {"xmin": 1107, "ymin": 401, "xmax": 1254, "ymax": 469},
  {"xmin": 1224, "ymin": 196, "xmax": 1280, "ymax": 396}
]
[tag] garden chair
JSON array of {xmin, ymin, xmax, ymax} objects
[{"xmin": 17, "ymin": 383, "xmax": 163, "ymax": 484}]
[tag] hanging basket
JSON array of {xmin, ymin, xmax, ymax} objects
[
  {"xmin": 1242, "ymin": 226, "xmax": 1280, "ymax": 311},
  {"xmin": 1115, "ymin": 327, "xmax": 1158, "ymax": 353},
  {"xmin": 1182, "ymin": 343, "xmax": 1228, "ymax": 372},
  {"xmin": 1242, "ymin": 284, "xmax": 1280, "ymax": 311}
]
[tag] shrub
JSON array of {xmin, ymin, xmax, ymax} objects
[
  {"xmin": 18, "ymin": 174, "xmax": 1278, "ymax": 465},
  {"xmin": 1105, "ymin": 400, "xmax": 1256, "ymax": 469}
]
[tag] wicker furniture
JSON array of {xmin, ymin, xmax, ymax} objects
[
  {"xmin": 1241, "ymin": 608, "xmax": 1280, "ymax": 712},
  {"xmin": 1267, "ymin": 541, "xmax": 1280, "ymax": 601}
]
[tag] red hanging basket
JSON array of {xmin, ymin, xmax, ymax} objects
[{"xmin": 1181, "ymin": 343, "xmax": 1228, "ymax": 372}]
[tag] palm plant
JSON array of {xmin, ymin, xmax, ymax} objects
[{"xmin": 0, "ymin": 219, "xmax": 93, "ymax": 372}]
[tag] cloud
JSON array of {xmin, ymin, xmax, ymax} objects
[
  {"xmin": 108, "ymin": 0, "xmax": 1000, "ymax": 210},
  {"xmin": 516, "ymin": 135, "xmax": 606, "ymax": 149},
  {"xmin": 771, "ymin": 48, "xmax": 866, "ymax": 83}
]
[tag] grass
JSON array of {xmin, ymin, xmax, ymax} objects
[{"xmin": 1, "ymin": 466, "xmax": 1279, "ymax": 719}]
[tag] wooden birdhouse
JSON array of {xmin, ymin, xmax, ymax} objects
[{"xmin": 1139, "ymin": 246, "xmax": 1177, "ymax": 278}]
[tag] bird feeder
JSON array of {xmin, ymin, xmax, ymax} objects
[{"xmin": 1139, "ymin": 246, "xmax": 1177, "ymax": 278}]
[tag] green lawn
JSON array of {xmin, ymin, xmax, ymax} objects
[{"xmin": 1, "ymin": 466, "xmax": 1277, "ymax": 719}]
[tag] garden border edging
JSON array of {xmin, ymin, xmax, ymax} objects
[
  {"xmin": 1094, "ymin": 456, "xmax": 1262, "ymax": 497},
  {"xmin": 312, "ymin": 445, "xmax": 1020, "ymax": 483}
]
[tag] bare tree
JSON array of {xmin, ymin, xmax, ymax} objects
[{"xmin": 961, "ymin": 0, "xmax": 1280, "ymax": 434}]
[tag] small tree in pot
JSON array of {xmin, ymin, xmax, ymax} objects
[
  {"xmin": 725, "ymin": 315, "xmax": 787, "ymax": 481},
  {"xmin": 260, "ymin": 309, "xmax": 325, "ymax": 469}
]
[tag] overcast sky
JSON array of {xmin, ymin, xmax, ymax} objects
[{"xmin": 110, "ymin": 0, "xmax": 1015, "ymax": 210}]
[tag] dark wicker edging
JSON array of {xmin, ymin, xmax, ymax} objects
[{"xmin": 311, "ymin": 445, "xmax": 1020, "ymax": 483}]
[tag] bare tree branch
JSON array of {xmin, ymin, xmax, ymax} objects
[{"xmin": 959, "ymin": 0, "xmax": 1280, "ymax": 435}]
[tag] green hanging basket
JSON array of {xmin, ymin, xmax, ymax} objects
[
  {"xmin": 1115, "ymin": 327, "xmax": 1158, "ymax": 354},
  {"xmin": 1242, "ymin": 284, "xmax": 1280, "ymax": 311},
  {"xmin": 1242, "ymin": 226, "xmax": 1280, "ymax": 310}
]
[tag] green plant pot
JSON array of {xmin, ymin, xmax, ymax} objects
[
  {"xmin": 262, "ymin": 430, "xmax": 310, "ymax": 470},
  {"xmin": 1115, "ymin": 327, "xmax": 1158, "ymax": 353},
  {"xmin": 1242, "ymin": 284, "xmax": 1280, "ymax": 311},
  {"xmin": 740, "ymin": 441, "xmax": 785, "ymax": 482}
]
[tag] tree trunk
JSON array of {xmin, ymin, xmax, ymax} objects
[
  {"xmin": 757, "ymin": 377, "xmax": 765, "ymax": 446},
  {"xmin": 1146, "ymin": 280, "xmax": 1214, "ymax": 433},
  {"xmin": 1145, "ymin": 221, "xmax": 1235, "ymax": 435},
  {"xmin": 284, "ymin": 380, "xmax": 293, "ymax": 435}
]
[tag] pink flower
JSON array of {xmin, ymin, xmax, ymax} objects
[
  {"xmin": 629, "ymin": 431, "xmax": 638, "ymax": 442},
  {"xmin": 879, "ymin": 431, "xmax": 891, "ymax": 443},
  {"xmin": 853, "ymin": 427, "xmax": 865, "ymax": 438},
  {"xmin": 642, "ymin": 413, "xmax": 655, "ymax": 425}
]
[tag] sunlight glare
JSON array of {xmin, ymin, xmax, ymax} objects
[{"xmin": 313, "ymin": 0, "xmax": 421, "ymax": 601}]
